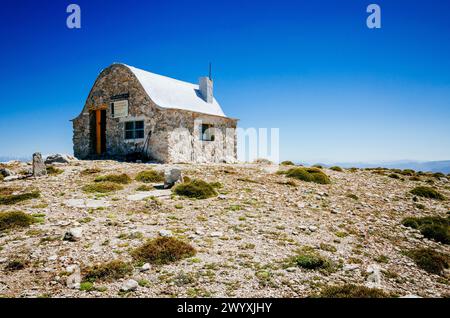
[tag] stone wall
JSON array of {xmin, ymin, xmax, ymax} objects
[{"xmin": 72, "ymin": 64, "xmax": 238, "ymax": 163}]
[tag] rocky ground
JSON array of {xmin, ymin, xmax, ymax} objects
[{"xmin": 0, "ymin": 159, "xmax": 449, "ymax": 298}]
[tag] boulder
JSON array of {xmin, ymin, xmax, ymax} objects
[
  {"xmin": 120, "ymin": 279, "xmax": 138, "ymax": 292},
  {"xmin": 366, "ymin": 264, "xmax": 382, "ymax": 288},
  {"xmin": 164, "ymin": 168, "xmax": 182, "ymax": 189},
  {"xmin": 32, "ymin": 153, "xmax": 47, "ymax": 177},
  {"xmin": 0, "ymin": 168, "xmax": 14, "ymax": 177},
  {"xmin": 159, "ymin": 229, "xmax": 173, "ymax": 237},
  {"xmin": 63, "ymin": 227, "xmax": 83, "ymax": 242},
  {"xmin": 66, "ymin": 265, "xmax": 81, "ymax": 289},
  {"xmin": 45, "ymin": 154, "xmax": 74, "ymax": 165}
]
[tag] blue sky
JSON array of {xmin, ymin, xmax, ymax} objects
[{"xmin": 0, "ymin": 0, "xmax": 449, "ymax": 162}]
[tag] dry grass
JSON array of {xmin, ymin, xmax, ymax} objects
[
  {"xmin": 82, "ymin": 260, "xmax": 133, "ymax": 282},
  {"xmin": 82, "ymin": 182, "xmax": 123, "ymax": 193}
]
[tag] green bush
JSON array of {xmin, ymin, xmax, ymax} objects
[
  {"xmin": 131, "ymin": 237, "xmax": 196, "ymax": 265},
  {"xmin": 288, "ymin": 247, "xmax": 333, "ymax": 271},
  {"xmin": 312, "ymin": 164, "xmax": 323, "ymax": 169},
  {"xmin": 0, "ymin": 211, "xmax": 36, "ymax": 231},
  {"xmin": 407, "ymin": 248, "xmax": 449, "ymax": 275},
  {"xmin": 388, "ymin": 173, "xmax": 400, "ymax": 179},
  {"xmin": 83, "ymin": 260, "xmax": 133, "ymax": 282},
  {"xmin": 402, "ymin": 169, "xmax": 416, "ymax": 176},
  {"xmin": 95, "ymin": 173, "xmax": 131, "ymax": 184},
  {"xmin": 330, "ymin": 166, "xmax": 343, "ymax": 172},
  {"xmin": 286, "ymin": 167, "xmax": 331, "ymax": 184},
  {"xmin": 402, "ymin": 216, "xmax": 449, "ymax": 244},
  {"xmin": 173, "ymin": 179, "xmax": 217, "ymax": 199},
  {"xmin": 280, "ymin": 161, "xmax": 295, "ymax": 166},
  {"xmin": 317, "ymin": 284, "xmax": 389, "ymax": 298},
  {"xmin": 0, "ymin": 191, "xmax": 40, "ymax": 205},
  {"xmin": 82, "ymin": 182, "xmax": 123, "ymax": 193},
  {"xmin": 135, "ymin": 170, "xmax": 164, "ymax": 183},
  {"xmin": 410, "ymin": 186, "xmax": 445, "ymax": 200}
]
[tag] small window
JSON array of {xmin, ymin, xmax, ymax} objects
[
  {"xmin": 200, "ymin": 124, "xmax": 215, "ymax": 141},
  {"xmin": 124, "ymin": 121, "xmax": 144, "ymax": 140}
]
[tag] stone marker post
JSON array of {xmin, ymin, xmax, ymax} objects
[{"xmin": 32, "ymin": 152, "xmax": 47, "ymax": 177}]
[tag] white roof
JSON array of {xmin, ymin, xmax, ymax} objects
[{"xmin": 122, "ymin": 64, "xmax": 227, "ymax": 117}]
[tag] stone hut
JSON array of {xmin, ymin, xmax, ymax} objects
[{"xmin": 72, "ymin": 64, "xmax": 238, "ymax": 163}]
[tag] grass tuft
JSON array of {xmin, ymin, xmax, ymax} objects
[
  {"xmin": 135, "ymin": 170, "xmax": 164, "ymax": 183},
  {"xmin": 131, "ymin": 237, "xmax": 196, "ymax": 265},
  {"xmin": 402, "ymin": 216, "xmax": 449, "ymax": 244},
  {"xmin": 410, "ymin": 186, "xmax": 445, "ymax": 200},
  {"xmin": 173, "ymin": 179, "xmax": 217, "ymax": 199},
  {"xmin": 286, "ymin": 167, "xmax": 331, "ymax": 184},
  {"xmin": 95, "ymin": 173, "xmax": 131, "ymax": 184},
  {"xmin": 0, "ymin": 211, "xmax": 36, "ymax": 231},
  {"xmin": 280, "ymin": 161, "xmax": 295, "ymax": 166},
  {"xmin": 82, "ymin": 182, "xmax": 123, "ymax": 193},
  {"xmin": 317, "ymin": 284, "xmax": 389, "ymax": 298},
  {"xmin": 46, "ymin": 166, "xmax": 63, "ymax": 175},
  {"xmin": 0, "ymin": 191, "xmax": 40, "ymax": 205},
  {"xmin": 82, "ymin": 260, "xmax": 133, "ymax": 282},
  {"xmin": 330, "ymin": 166, "xmax": 343, "ymax": 172},
  {"xmin": 406, "ymin": 248, "xmax": 449, "ymax": 276}
]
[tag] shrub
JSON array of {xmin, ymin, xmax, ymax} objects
[
  {"xmin": 410, "ymin": 186, "xmax": 445, "ymax": 200},
  {"xmin": 346, "ymin": 193, "xmax": 359, "ymax": 200},
  {"xmin": 280, "ymin": 161, "xmax": 295, "ymax": 166},
  {"xmin": 286, "ymin": 168, "xmax": 331, "ymax": 185},
  {"xmin": 82, "ymin": 182, "xmax": 123, "ymax": 193},
  {"xmin": 80, "ymin": 168, "xmax": 101, "ymax": 176},
  {"xmin": 0, "ymin": 191, "xmax": 40, "ymax": 205},
  {"xmin": 0, "ymin": 211, "xmax": 36, "ymax": 231},
  {"xmin": 5, "ymin": 258, "xmax": 28, "ymax": 271},
  {"xmin": 95, "ymin": 173, "xmax": 131, "ymax": 184},
  {"xmin": 288, "ymin": 247, "xmax": 333, "ymax": 271},
  {"xmin": 401, "ymin": 216, "xmax": 449, "ymax": 244},
  {"xmin": 433, "ymin": 172, "xmax": 445, "ymax": 179},
  {"xmin": 135, "ymin": 170, "xmax": 164, "ymax": 183},
  {"xmin": 173, "ymin": 179, "xmax": 217, "ymax": 199},
  {"xmin": 131, "ymin": 237, "xmax": 196, "ymax": 265},
  {"xmin": 312, "ymin": 164, "xmax": 323, "ymax": 169},
  {"xmin": 46, "ymin": 166, "xmax": 63, "ymax": 175},
  {"xmin": 406, "ymin": 248, "xmax": 449, "ymax": 275},
  {"xmin": 253, "ymin": 158, "xmax": 272, "ymax": 165},
  {"xmin": 410, "ymin": 176, "xmax": 421, "ymax": 181},
  {"xmin": 317, "ymin": 284, "xmax": 389, "ymax": 298},
  {"xmin": 83, "ymin": 260, "xmax": 133, "ymax": 282},
  {"xmin": 0, "ymin": 175, "xmax": 3, "ymax": 181},
  {"xmin": 402, "ymin": 169, "xmax": 416, "ymax": 176},
  {"xmin": 330, "ymin": 166, "xmax": 343, "ymax": 172},
  {"xmin": 388, "ymin": 173, "xmax": 400, "ymax": 179},
  {"xmin": 79, "ymin": 281, "xmax": 94, "ymax": 292},
  {"xmin": 136, "ymin": 185, "xmax": 154, "ymax": 191}
]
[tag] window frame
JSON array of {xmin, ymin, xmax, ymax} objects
[
  {"xmin": 124, "ymin": 120, "xmax": 145, "ymax": 140},
  {"xmin": 199, "ymin": 123, "xmax": 215, "ymax": 142}
]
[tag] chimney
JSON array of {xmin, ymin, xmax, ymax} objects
[{"xmin": 199, "ymin": 77, "xmax": 213, "ymax": 103}]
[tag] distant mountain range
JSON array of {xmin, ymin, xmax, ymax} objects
[
  {"xmin": 307, "ymin": 160, "xmax": 450, "ymax": 174},
  {"xmin": 0, "ymin": 156, "xmax": 31, "ymax": 163}
]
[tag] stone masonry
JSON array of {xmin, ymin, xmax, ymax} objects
[{"xmin": 72, "ymin": 64, "xmax": 238, "ymax": 163}]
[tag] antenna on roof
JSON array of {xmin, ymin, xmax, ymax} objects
[{"xmin": 209, "ymin": 62, "xmax": 212, "ymax": 81}]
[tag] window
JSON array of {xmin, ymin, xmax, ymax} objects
[
  {"xmin": 125, "ymin": 121, "xmax": 144, "ymax": 140},
  {"xmin": 200, "ymin": 124, "xmax": 215, "ymax": 141}
]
